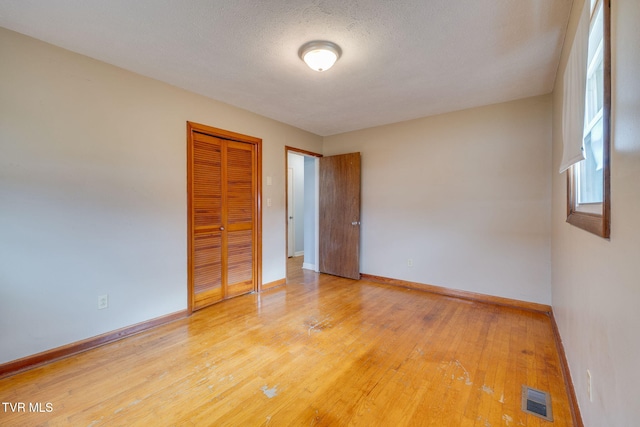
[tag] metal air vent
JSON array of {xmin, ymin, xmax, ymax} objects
[{"xmin": 521, "ymin": 385, "xmax": 553, "ymax": 421}]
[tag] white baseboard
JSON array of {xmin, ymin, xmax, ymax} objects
[
  {"xmin": 294, "ymin": 251, "xmax": 304, "ymax": 257},
  {"xmin": 302, "ymin": 263, "xmax": 317, "ymax": 271}
]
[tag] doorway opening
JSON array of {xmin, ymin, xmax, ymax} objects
[{"xmin": 285, "ymin": 146, "xmax": 321, "ymax": 281}]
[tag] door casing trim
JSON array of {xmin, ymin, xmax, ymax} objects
[{"xmin": 284, "ymin": 146, "xmax": 322, "ymax": 269}]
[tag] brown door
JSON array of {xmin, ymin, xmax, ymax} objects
[
  {"xmin": 225, "ymin": 141, "xmax": 256, "ymax": 298},
  {"xmin": 188, "ymin": 123, "xmax": 261, "ymax": 311},
  {"xmin": 319, "ymin": 152, "xmax": 361, "ymax": 280}
]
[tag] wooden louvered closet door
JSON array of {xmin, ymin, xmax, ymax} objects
[
  {"xmin": 225, "ymin": 142, "xmax": 255, "ymax": 297},
  {"xmin": 192, "ymin": 132, "xmax": 224, "ymax": 308},
  {"xmin": 188, "ymin": 123, "xmax": 260, "ymax": 311}
]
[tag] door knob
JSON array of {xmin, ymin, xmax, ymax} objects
[{"xmin": 351, "ymin": 221, "xmax": 360, "ymax": 226}]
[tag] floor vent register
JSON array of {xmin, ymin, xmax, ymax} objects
[{"xmin": 521, "ymin": 385, "xmax": 553, "ymax": 421}]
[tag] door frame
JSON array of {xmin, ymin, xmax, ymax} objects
[
  {"xmin": 187, "ymin": 121, "xmax": 262, "ymax": 314},
  {"xmin": 284, "ymin": 146, "xmax": 322, "ymax": 271}
]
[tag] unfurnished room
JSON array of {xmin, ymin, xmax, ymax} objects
[{"xmin": 0, "ymin": 1, "xmax": 639, "ymax": 426}]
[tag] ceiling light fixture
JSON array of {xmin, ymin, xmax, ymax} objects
[{"xmin": 298, "ymin": 41, "xmax": 342, "ymax": 72}]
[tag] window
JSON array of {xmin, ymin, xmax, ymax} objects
[{"xmin": 566, "ymin": 0, "xmax": 610, "ymax": 238}]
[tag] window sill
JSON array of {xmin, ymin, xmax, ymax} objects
[{"xmin": 566, "ymin": 210, "xmax": 609, "ymax": 238}]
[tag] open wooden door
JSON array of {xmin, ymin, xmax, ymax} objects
[{"xmin": 319, "ymin": 152, "xmax": 361, "ymax": 280}]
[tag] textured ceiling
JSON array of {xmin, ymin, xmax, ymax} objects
[{"xmin": 0, "ymin": 0, "xmax": 573, "ymax": 136}]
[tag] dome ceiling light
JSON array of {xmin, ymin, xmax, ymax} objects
[{"xmin": 298, "ymin": 41, "xmax": 342, "ymax": 72}]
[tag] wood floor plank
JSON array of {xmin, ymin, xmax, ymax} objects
[{"xmin": 0, "ymin": 258, "xmax": 574, "ymax": 426}]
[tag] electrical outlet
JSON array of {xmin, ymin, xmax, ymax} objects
[
  {"xmin": 407, "ymin": 258, "xmax": 413, "ymax": 267},
  {"xmin": 587, "ymin": 369, "xmax": 592, "ymax": 402},
  {"xmin": 98, "ymin": 294, "xmax": 108, "ymax": 310}
]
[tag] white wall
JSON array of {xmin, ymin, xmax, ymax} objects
[
  {"xmin": 551, "ymin": 1, "xmax": 640, "ymax": 425},
  {"xmin": 287, "ymin": 153, "xmax": 305, "ymax": 255},
  {"xmin": 303, "ymin": 156, "xmax": 317, "ymax": 269},
  {"xmin": 323, "ymin": 96, "xmax": 553, "ymax": 304},
  {"xmin": 0, "ymin": 28, "xmax": 322, "ymax": 364}
]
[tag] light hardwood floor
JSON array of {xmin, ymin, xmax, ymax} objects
[{"xmin": 0, "ymin": 259, "xmax": 573, "ymax": 426}]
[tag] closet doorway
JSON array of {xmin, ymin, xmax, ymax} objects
[{"xmin": 187, "ymin": 122, "xmax": 262, "ymax": 312}]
